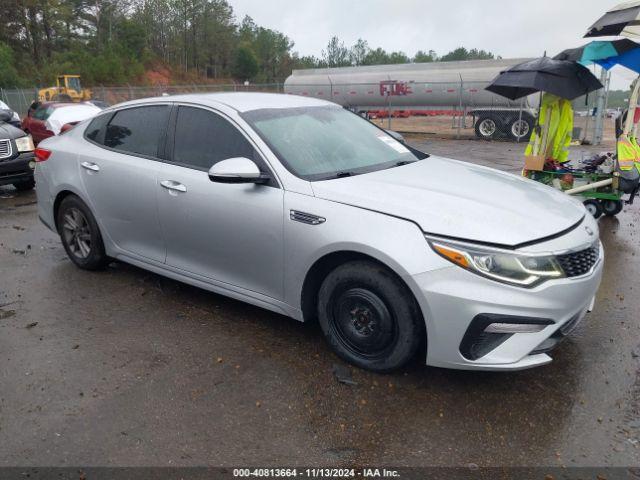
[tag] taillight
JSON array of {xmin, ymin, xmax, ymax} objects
[{"xmin": 34, "ymin": 148, "xmax": 51, "ymax": 162}]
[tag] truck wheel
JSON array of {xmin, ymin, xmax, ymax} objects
[
  {"xmin": 583, "ymin": 199, "xmax": 603, "ymax": 219},
  {"xmin": 508, "ymin": 117, "xmax": 532, "ymax": 141},
  {"xmin": 317, "ymin": 260, "xmax": 425, "ymax": 372},
  {"xmin": 475, "ymin": 115, "xmax": 498, "ymax": 140},
  {"xmin": 602, "ymin": 199, "xmax": 623, "ymax": 216}
]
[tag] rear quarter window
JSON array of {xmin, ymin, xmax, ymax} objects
[{"xmin": 84, "ymin": 113, "xmax": 113, "ymax": 144}]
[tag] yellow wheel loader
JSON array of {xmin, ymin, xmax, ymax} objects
[{"xmin": 38, "ymin": 75, "xmax": 92, "ymax": 102}]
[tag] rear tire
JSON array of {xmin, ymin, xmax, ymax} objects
[
  {"xmin": 475, "ymin": 115, "xmax": 499, "ymax": 140},
  {"xmin": 507, "ymin": 115, "xmax": 533, "ymax": 141},
  {"xmin": 57, "ymin": 195, "xmax": 110, "ymax": 270},
  {"xmin": 13, "ymin": 179, "xmax": 35, "ymax": 191},
  {"xmin": 583, "ymin": 199, "xmax": 603, "ymax": 219},
  {"xmin": 602, "ymin": 199, "xmax": 623, "ymax": 216},
  {"xmin": 317, "ymin": 260, "xmax": 425, "ymax": 372}
]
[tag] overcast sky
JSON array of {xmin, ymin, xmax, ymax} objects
[{"xmin": 229, "ymin": 0, "xmax": 637, "ymax": 90}]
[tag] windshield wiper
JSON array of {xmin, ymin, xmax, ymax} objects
[
  {"xmin": 396, "ymin": 159, "xmax": 417, "ymax": 166},
  {"xmin": 335, "ymin": 171, "xmax": 354, "ymax": 178}
]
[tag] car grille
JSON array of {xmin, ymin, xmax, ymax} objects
[
  {"xmin": 0, "ymin": 139, "xmax": 12, "ymax": 159},
  {"xmin": 556, "ymin": 244, "xmax": 599, "ymax": 278}
]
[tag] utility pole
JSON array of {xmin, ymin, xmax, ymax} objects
[{"xmin": 593, "ymin": 67, "xmax": 610, "ymax": 146}]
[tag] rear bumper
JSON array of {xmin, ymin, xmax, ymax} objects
[
  {"xmin": 0, "ymin": 152, "xmax": 35, "ymax": 186},
  {"xmin": 411, "ymin": 244, "xmax": 603, "ymax": 371}
]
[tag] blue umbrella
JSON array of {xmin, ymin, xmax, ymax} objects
[
  {"xmin": 554, "ymin": 39, "xmax": 640, "ymax": 73},
  {"xmin": 596, "ymin": 47, "xmax": 640, "ymax": 73}
]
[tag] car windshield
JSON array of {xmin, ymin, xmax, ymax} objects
[{"xmin": 242, "ymin": 106, "xmax": 420, "ymax": 180}]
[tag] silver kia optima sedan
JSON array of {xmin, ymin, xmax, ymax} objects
[{"xmin": 34, "ymin": 93, "xmax": 603, "ymax": 372}]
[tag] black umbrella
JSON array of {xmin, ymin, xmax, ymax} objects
[
  {"xmin": 584, "ymin": 1, "xmax": 640, "ymax": 38},
  {"xmin": 485, "ymin": 57, "xmax": 603, "ymax": 101}
]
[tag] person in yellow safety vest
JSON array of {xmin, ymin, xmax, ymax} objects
[
  {"xmin": 629, "ymin": 135, "xmax": 640, "ymax": 171},
  {"xmin": 617, "ymin": 134, "xmax": 637, "ymax": 171},
  {"xmin": 525, "ymin": 93, "xmax": 573, "ymax": 164}
]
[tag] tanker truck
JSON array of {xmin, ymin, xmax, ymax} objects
[{"xmin": 283, "ymin": 58, "xmax": 538, "ymax": 141}]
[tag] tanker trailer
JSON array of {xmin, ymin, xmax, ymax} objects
[{"xmin": 283, "ymin": 58, "xmax": 539, "ymax": 141}]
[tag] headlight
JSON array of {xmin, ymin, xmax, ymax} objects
[
  {"xmin": 15, "ymin": 135, "xmax": 35, "ymax": 152},
  {"xmin": 427, "ymin": 238, "xmax": 564, "ymax": 287}
]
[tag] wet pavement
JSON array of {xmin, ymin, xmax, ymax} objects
[{"xmin": 0, "ymin": 138, "xmax": 639, "ymax": 467}]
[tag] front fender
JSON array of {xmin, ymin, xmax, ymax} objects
[{"xmin": 282, "ymin": 191, "xmax": 451, "ymax": 313}]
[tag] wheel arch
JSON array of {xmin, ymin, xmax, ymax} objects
[
  {"xmin": 52, "ymin": 187, "xmax": 94, "ymax": 233},
  {"xmin": 300, "ymin": 250, "xmax": 424, "ymax": 326}
]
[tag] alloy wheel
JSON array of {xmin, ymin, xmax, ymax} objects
[{"xmin": 62, "ymin": 207, "xmax": 92, "ymax": 259}]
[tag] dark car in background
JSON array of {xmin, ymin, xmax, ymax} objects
[{"xmin": 0, "ymin": 110, "xmax": 36, "ymax": 191}]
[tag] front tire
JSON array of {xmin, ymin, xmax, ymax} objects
[
  {"xmin": 317, "ymin": 260, "xmax": 424, "ymax": 372},
  {"xmin": 57, "ymin": 195, "xmax": 110, "ymax": 270}
]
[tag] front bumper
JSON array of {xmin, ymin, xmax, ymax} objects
[
  {"xmin": 411, "ymin": 244, "xmax": 603, "ymax": 371},
  {"xmin": 0, "ymin": 152, "xmax": 35, "ymax": 186}
]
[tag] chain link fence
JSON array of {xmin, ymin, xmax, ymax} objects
[{"xmin": 1, "ymin": 81, "xmax": 615, "ymax": 148}]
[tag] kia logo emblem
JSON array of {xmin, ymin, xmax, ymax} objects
[{"xmin": 585, "ymin": 226, "xmax": 594, "ymax": 236}]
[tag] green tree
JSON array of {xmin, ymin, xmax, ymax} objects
[
  {"xmin": 232, "ymin": 45, "xmax": 259, "ymax": 81},
  {"xmin": 413, "ymin": 49, "xmax": 437, "ymax": 63},
  {"xmin": 0, "ymin": 42, "xmax": 23, "ymax": 88},
  {"xmin": 349, "ymin": 38, "xmax": 369, "ymax": 66},
  {"xmin": 440, "ymin": 47, "xmax": 495, "ymax": 62},
  {"xmin": 322, "ymin": 36, "xmax": 350, "ymax": 68}
]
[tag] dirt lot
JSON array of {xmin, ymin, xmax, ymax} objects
[
  {"xmin": 0, "ymin": 138, "xmax": 639, "ymax": 469},
  {"xmin": 371, "ymin": 113, "xmax": 618, "ymax": 147}
]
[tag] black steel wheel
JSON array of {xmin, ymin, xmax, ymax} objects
[
  {"xmin": 583, "ymin": 199, "xmax": 603, "ymax": 219},
  {"xmin": 602, "ymin": 199, "xmax": 623, "ymax": 216},
  {"xmin": 317, "ymin": 260, "xmax": 424, "ymax": 372},
  {"xmin": 331, "ymin": 287, "xmax": 398, "ymax": 359},
  {"xmin": 57, "ymin": 195, "xmax": 110, "ymax": 270}
]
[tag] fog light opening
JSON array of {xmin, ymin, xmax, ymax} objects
[{"xmin": 484, "ymin": 323, "xmax": 548, "ymax": 334}]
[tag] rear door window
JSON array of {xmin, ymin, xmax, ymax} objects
[
  {"xmin": 171, "ymin": 106, "xmax": 258, "ymax": 170},
  {"xmin": 104, "ymin": 105, "xmax": 169, "ymax": 157}
]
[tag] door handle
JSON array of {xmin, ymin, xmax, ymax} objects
[
  {"xmin": 81, "ymin": 161, "xmax": 100, "ymax": 172},
  {"xmin": 160, "ymin": 180, "xmax": 187, "ymax": 193}
]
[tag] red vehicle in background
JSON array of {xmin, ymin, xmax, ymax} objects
[{"xmin": 22, "ymin": 102, "xmax": 102, "ymax": 145}]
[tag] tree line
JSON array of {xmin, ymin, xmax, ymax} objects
[{"xmin": 0, "ymin": 0, "xmax": 498, "ymax": 88}]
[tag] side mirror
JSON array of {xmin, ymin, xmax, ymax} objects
[
  {"xmin": 385, "ymin": 129, "xmax": 406, "ymax": 144},
  {"xmin": 208, "ymin": 157, "xmax": 270, "ymax": 184},
  {"xmin": 0, "ymin": 110, "xmax": 13, "ymax": 123}
]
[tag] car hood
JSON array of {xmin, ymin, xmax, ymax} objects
[
  {"xmin": 311, "ymin": 156, "xmax": 585, "ymax": 247},
  {"xmin": 0, "ymin": 121, "xmax": 26, "ymax": 140}
]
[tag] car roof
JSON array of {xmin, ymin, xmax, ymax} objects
[
  {"xmin": 39, "ymin": 102, "xmax": 77, "ymax": 109},
  {"xmin": 110, "ymin": 92, "xmax": 335, "ymax": 113}
]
